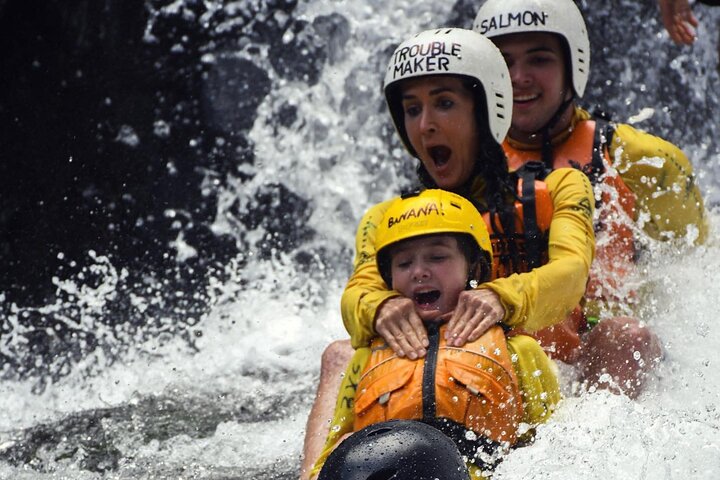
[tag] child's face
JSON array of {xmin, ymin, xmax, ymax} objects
[{"xmin": 389, "ymin": 235, "xmax": 469, "ymax": 322}]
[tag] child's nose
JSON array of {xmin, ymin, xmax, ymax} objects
[{"xmin": 411, "ymin": 263, "xmax": 431, "ymax": 280}]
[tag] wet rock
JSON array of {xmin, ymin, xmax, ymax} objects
[
  {"xmin": 269, "ymin": 19, "xmax": 328, "ymax": 85},
  {"xmin": 312, "ymin": 13, "xmax": 351, "ymax": 64},
  {"xmin": 201, "ymin": 54, "xmax": 272, "ymax": 133},
  {"xmin": 239, "ymin": 183, "xmax": 315, "ymax": 258},
  {"xmin": 0, "ymin": 375, "xmax": 314, "ymax": 474}
]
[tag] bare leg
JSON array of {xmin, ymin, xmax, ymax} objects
[
  {"xmin": 299, "ymin": 339, "xmax": 353, "ymax": 480},
  {"xmin": 577, "ymin": 316, "xmax": 662, "ymax": 399}
]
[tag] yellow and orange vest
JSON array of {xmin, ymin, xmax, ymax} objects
[{"xmin": 354, "ymin": 323, "xmax": 523, "ymax": 456}]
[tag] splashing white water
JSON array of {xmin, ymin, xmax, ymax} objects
[{"xmin": 1, "ymin": 0, "xmax": 720, "ymax": 478}]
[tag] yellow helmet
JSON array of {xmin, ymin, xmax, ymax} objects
[{"xmin": 376, "ymin": 189, "xmax": 493, "ymax": 287}]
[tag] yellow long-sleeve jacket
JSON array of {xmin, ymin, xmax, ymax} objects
[
  {"xmin": 506, "ymin": 107, "xmax": 708, "ymax": 244},
  {"xmin": 341, "ymin": 167, "xmax": 596, "ymax": 349},
  {"xmin": 609, "ymin": 119, "xmax": 708, "ymax": 243}
]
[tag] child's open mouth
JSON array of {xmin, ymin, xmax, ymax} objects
[{"xmin": 414, "ymin": 290, "xmax": 441, "ymax": 307}]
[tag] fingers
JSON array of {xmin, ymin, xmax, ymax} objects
[
  {"xmin": 448, "ymin": 306, "xmax": 491, "ymax": 347},
  {"xmin": 375, "ymin": 298, "xmax": 428, "ymax": 359},
  {"xmin": 445, "ymin": 289, "xmax": 505, "ymax": 347},
  {"xmin": 460, "ymin": 315, "xmax": 498, "ymax": 344},
  {"xmin": 659, "ymin": 0, "xmax": 697, "ymax": 45},
  {"xmin": 671, "ymin": 18, "xmax": 697, "ymax": 45},
  {"xmin": 383, "ymin": 321, "xmax": 427, "ymax": 360}
]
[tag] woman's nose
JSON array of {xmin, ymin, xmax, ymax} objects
[{"xmin": 419, "ymin": 109, "xmax": 436, "ymax": 135}]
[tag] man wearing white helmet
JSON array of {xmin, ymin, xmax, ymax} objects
[{"xmin": 474, "ymin": 0, "xmax": 707, "ymax": 397}]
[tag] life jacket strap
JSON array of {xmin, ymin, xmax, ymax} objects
[
  {"xmin": 517, "ymin": 161, "xmax": 550, "ymax": 270},
  {"xmin": 422, "ymin": 322, "xmax": 440, "ymax": 421}
]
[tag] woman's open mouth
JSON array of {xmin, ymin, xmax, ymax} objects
[{"xmin": 428, "ymin": 145, "xmax": 451, "ymax": 167}]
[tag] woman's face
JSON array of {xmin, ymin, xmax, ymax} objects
[
  {"xmin": 390, "ymin": 235, "xmax": 469, "ymax": 322},
  {"xmin": 493, "ymin": 32, "xmax": 572, "ymax": 142},
  {"xmin": 401, "ymin": 76, "xmax": 480, "ymax": 191}
]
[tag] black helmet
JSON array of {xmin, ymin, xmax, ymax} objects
[{"xmin": 317, "ymin": 420, "xmax": 469, "ymax": 480}]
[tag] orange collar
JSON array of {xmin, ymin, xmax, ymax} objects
[{"xmin": 506, "ymin": 107, "xmax": 590, "ymax": 151}]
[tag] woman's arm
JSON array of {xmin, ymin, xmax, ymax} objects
[
  {"xmin": 340, "ymin": 198, "xmax": 427, "ymax": 356},
  {"xmin": 483, "ymin": 168, "xmax": 596, "ymax": 333}
]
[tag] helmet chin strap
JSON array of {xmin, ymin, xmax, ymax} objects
[{"xmin": 540, "ymin": 95, "xmax": 575, "ymax": 169}]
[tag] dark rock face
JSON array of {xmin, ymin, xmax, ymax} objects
[
  {"xmin": 0, "ymin": 0, "xmax": 348, "ymax": 305},
  {"xmin": 0, "ymin": 0, "xmax": 340, "ymax": 385},
  {"xmin": 0, "ymin": 0, "xmax": 224, "ymax": 303}
]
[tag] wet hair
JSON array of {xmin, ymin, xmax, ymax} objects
[{"xmin": 380, "ymin": 232, "xmax": 492, "ymax": 290}]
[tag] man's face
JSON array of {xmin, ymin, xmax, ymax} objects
[{"xmin": 494, "ymin": 32, "xmax": 571, "ymax": 141}]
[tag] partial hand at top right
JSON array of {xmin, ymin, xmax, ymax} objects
[{"xmin": 658, "ymin": 0, "xmax": 699, "ymax": 45}]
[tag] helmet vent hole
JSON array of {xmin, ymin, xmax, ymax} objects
[
  {"xmin": 367, "ymin": 469, "xmax": 399, "ymax": 480},
  {"xmin": 366, "ymin": 426, "xmax": 394, "ymax": 438}
]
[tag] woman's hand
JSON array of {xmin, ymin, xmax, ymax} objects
[
  {"xmin": 444, "ymin": 288, "xmax": 505, "ymax": 347},
  {"xmin": 374, "ymin": 297, "xmax": 429, "ymax": 359}
]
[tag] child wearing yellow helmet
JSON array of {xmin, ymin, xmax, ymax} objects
[{"xmin": 310, "ymin": 189, "xmax": 560, "ymax": 479}]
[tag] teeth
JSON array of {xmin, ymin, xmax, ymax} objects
[{"xmin": 515, "ymin": 94, "xmax": 539, "ymax": 102}]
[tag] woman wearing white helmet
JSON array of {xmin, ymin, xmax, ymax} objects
[
  {"xmin": 301, "ymin": 28, "xmax": 596, "ymax": 479},
  {"xmin": 473, "ymin": 0, "xmax": 705, "ymax": 397}
]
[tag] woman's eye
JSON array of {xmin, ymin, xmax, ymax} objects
[
  {"xmin": 437, "ymin": 98, "xmax": 454, "ymax": 109},
  {"xmin": 404, "ymin": 104, "xmax": 421, "ymax": 117}
]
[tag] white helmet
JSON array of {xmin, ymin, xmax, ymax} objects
[
  {"xmin": 473, "ymin": 0, "xmax": 590, "ymax": 97},
  {"xmin": 383, "ymin": 28, "xmax": 512, "ymax": 156}
]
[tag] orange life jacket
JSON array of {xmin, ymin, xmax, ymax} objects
[
  {"xmin": 502, "ymin": 119, "xmax": 638, "ymax": 362},
  {"xmin": 482, "ymin": 162, "xmax": 554, "ymax": 280},
  {"xmin": 354, "ymin": 323, "xmax": 523, "ymax": 455},
  {"xmin": 479, "ymin": 163, "xmax": 584, "ymax": 362},
  {"xmin": 503, "ymin": 119, "xmax": 637, "ymax": 268}
]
